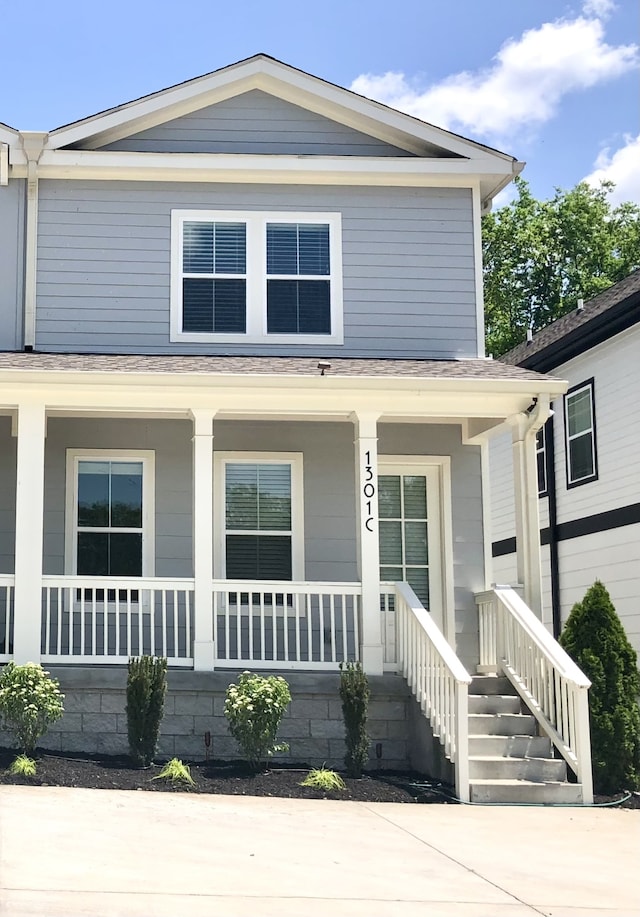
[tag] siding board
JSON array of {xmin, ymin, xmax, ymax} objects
[{"xmin": 35, "ymin": 180, "xmax": 478, "ymax": 358}]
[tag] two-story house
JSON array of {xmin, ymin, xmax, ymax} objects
[
  {"xmin": 490, "ymin": 271, "xmax": 640, "ymax": 656},
  {"xmin": 0, "ymin": 55, "xmax": 592, "ymax": 802}
]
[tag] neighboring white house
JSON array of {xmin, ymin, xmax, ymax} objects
[
  {"xmin": 0, "ymin": 55, "xmax": 593, "ymax": 801},
  {"xmin": 490, "ymin": 270, "xmax": 640, "ymax": 655}
]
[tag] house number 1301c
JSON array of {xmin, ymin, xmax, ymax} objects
[{"xmin": 363, "ymin": 450, "xmax": 376, "ymax": 532}]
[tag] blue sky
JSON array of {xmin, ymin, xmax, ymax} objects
[{"xmin": 2, "ymin": 0, "xmax": 638, "ymax": 205}]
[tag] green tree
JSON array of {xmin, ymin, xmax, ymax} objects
[
  {"xmin": 483, "ymin": 178, "xmax": 640, "ymax": 356},
  {"xmin": 559, "ymin": 581, "xmax": 640, "ymax": 794}
]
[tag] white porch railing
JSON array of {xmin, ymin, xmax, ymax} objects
[
  {"xmin": 0, "ymin": 575, "xmax": 15, "ymax": 661},
  {"xmin": 213, "ymin": 581, "xmax": 361, "ymax": 669},
  {"xmin": 41, "ymin": 576, "xmax": 195, "ymax": 665},
  {"xmin": 382, "ymin": 581, "xmax": 472, "ymax": 802},
  {"xmin": 476, "ymin": 586, "xmax": 593, "ymax": 804}
]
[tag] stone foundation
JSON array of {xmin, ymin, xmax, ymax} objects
[{"xmin": 2, "ymin": 667, "xmax": 428, "ymax": 772}]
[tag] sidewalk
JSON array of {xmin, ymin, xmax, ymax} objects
[{"xmin": 1, "ymin": 786, "xmax": 638, "ymax": 916}]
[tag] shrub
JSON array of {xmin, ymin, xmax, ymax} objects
[
  {"xmin": 339, "ymin": 661, "xmax": 370, "ymax": 778},
  {"xmin": 300, "ymin": 766, "xmax": 346, "ymax": 791},
  {"xmin": 126, "ymin": 655, "xmax": 168, "ymax": 767},
  {"xmin": 559, "ymin": 580, "xmax": 640, "ymax": 794},
  {"xmin": 0, "ymin": 662, "xmax": 64, "ymax": 753},
  {"xmin": 152, "ymin": 758, "xmax": 195, "ymax": 787},
  {"xmin": 8, "ymin": 754, "xmax": 37, "ymax": 778},
  {"xmin": 224, "ymin": 671, "xmax": 291, "ymax": 769}
]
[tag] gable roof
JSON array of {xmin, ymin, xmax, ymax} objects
[
  {"xmin": 501, "ymin": 269, "xmax": 640, "ymax": 372},
  {"xmin": 45, "ymin": 54, "xmax": 519, "ymax": 167}
]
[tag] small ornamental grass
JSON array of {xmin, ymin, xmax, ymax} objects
[
  {"xmin": 224, "ymin": 671, "xmax": 291, "ymax": 770},
  {"xmin": 0, "ymin": 662, "xmax": 64, "ymax": 754},
  {"xmin": 7, "ymin": 754, "xmax": 37, "ymax": 778},
  {"xmin": 152, "ymin": 758, "xmax": 195, "ymax": 787},
  {"xmin": 300, "ymin": 766, "xmax": 346, "ymax": 791}
]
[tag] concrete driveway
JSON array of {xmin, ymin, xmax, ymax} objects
[{"xmin": 0, "ymin": 787, "xmax": 638, "ymax": 916}]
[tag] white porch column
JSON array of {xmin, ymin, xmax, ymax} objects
[
  {"xmin": 190, "ymin": 408, "xmax": 216, "ymax": 670},
  {"xmin": 352, "ymin": 411, "xmax": 384, "ymax": 675},
  {"xmin": 512, "ymin": 414, "xmax": 543, "ymax": 616},
  {"xmin": 13, "ymin": 402, "xmax": 46, "ymax": 663}
]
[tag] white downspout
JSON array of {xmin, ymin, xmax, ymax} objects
[
  {"xmin": 19, "ymin": 132, "xmax": 48, "ymax": 350},
  {"xmin": 511, "ymin": 393, "xmax": 551, "ymax": 616}
]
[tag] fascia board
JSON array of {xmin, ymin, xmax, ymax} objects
[
  {"xmin": 13, "ymin": 150, "xmax": 518, "ymax": 190},
  {"xmin": 45, "ymin": 56, "xmax": 516, "ymax": 169},
  {"xmin": 0, "ymin": 125, "xmax": 18, "ymax": 144}
]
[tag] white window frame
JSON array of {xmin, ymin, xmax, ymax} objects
[
  {"xmin": 64, "ymin": 450, "xmax": 156, "ymax": 576},
  {"xmin": 377, "ymin": 455, "xmax": 454, "ymax": 642},
  {"xmin": 170, "ymin": 210, "xmax": 343, "ymax": 345},
  {"xmin": 564, "ymin": 380, "xmax": 598, "ymax": 488},
  {"xmin": 536, "ymin": 424, "xmax": 548, "ymax": 497},
  {"xmin": 213, "ymin": 452, "xmax": 304, "ymax": 580}
]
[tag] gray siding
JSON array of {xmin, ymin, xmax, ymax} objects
[
  {"xmin": 42, "ymin": 418, "xmax": 359, "ymax": 582},
  {"xmin": 35, "ymin": 181, "xmax": 477, "ymax": 358},
  {"xmin": 97, "ymin": 90, "xmax": 415, "ymax": 157},
  {"xmin": 378, "ymin": 423, "xmax": 484, "ymax": 671},
  {"xmin": 0, "ymin": 417, "xmax": 16, "ymax": 574},
  {"xmin": 0, "ymin": 180, "xmax": 24, "ymax": 350}
]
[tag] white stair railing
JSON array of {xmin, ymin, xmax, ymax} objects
[
  {"xmin": 476, "ymin": 586, "xmax": 593, "ymax": 804},
  {"xmin": 392, "ymin": 581, "xmax": 472, "ymax": 802}
]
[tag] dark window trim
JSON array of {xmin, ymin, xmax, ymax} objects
[
  {"xmin": 536, "ymin": 423, "xmax": 548, "ymax": 497},
  {"xmin": 564, "ymin": 377, "xmax": 598, "ymax": 489}
]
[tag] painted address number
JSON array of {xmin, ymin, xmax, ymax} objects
[{"xmin": 364, "ymin": 449, "xmax": 375, "ymax": 532}]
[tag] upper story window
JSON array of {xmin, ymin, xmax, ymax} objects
[
  {"xmin": 536, "ymin": 425, "xmax": 547, "ymax": 497},
  {"xmin": 171, "ymin": 211, "xmax": 343, "ymax": 345},
  {"xmin": 564, "ymin": 379, "xmax": 598, "ymax": 488}
]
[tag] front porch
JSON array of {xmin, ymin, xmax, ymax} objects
[{"xmin": 0, "ymin": 354, "xmax": 593, "ymax": 801}]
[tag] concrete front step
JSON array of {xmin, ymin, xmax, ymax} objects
[
  {"xmin": 468, "ymin": 734, "xmax": 552, "ymax": 757},
  {"xmin": 470, "ymin": 779, "xmax": 584, "ymax": 805},
  {"xmin": 469, "ymin": 675, "xmax": 514, "ymax": 695},
  {"xmin": 468, "ymin": 694, "xmax": 522, "ymax": 715},
  {"xmin": 469, "ymin": 755, "xmax": 567, "ymax": 781},
  {"xmin": 469, "ymin": 712, "xmax": 537, "ymax": 736}
]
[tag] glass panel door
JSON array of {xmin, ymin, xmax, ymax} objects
[{"xmin": 379, "ymin": 473, "xmax": 430, "ymax": 608}]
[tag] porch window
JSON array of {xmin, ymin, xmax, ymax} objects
[
  {"xmin": 564, "ymin": 380, "xmax": 598, "ymax": 488},
  {"xmin": 66, "ymin": 451, "xmax": 155, "ymax": 576},
  {"xmin": 536, "ymin": 425, "xmax": 547, "ymax": 497},
  {"xmin": 171, "ymin": 210, "xmax": 343, "ymax": 345},
  {"xmin": 215, "ymin": 453, "xmax": 304, "ymax": 580}
]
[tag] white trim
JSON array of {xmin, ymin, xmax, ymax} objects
[
  {"xmin": 472, "ymin": 184, "xmax": 485, "ymax": 357},
  {"xmin": 213, "ymin": 451, "xmax": 304, "ymax": 580},
  {"xmin": 171, "ymin": 210, "xmax": 343, "ymax": 346},
  {"xmin": 44, "ymin": 56, "xmax": 519, "ymax": 170},
  {"xmin": 378, "ymin": 455, "xmax": 455, "ymax": 644},
  {"xmin": 64, "ymin": 449, "xmax": 155, "ymax": 577}
]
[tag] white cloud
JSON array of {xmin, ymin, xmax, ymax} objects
[
  {"xmin": 583, "ymin": 134, "xmax": 640, "ymax": 204},
  {"xmin": 350, "ymin": 16, "xmax": 637, "ymax": 140},
  {"xmin": 582, "ymin": 0, "xmax": 616, "ymax": 19}
]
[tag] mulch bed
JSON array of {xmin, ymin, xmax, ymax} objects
[
  {"xmin": 1, "ymin": 748, "xmax": 637, "ymax": 807},
  {"xmin": 0, "ymin": 747, "xmax": 452, "ymax": 803}
]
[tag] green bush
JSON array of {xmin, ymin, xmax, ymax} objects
[
  {"xmin": 0, "ymin": 662, "xmax": 64, "ymax": 753},
  {"xmin": 126, "ymin": 656, "xmax": 168, "ymax": 767},
  {"xmin": 339, "ymin": 661, "xmax": 370, "ymax": 778},
  {"xmin": 559, "ymin": 580, "xmax": 640, "ymax": 794},
  {"xmin": 224, "ymin": 671, "xmax": 291, "ymax": 769}
]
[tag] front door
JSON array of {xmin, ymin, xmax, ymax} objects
[{"xmin": 378, "ymin": 462, "xmax": 446, "ymax": 633}]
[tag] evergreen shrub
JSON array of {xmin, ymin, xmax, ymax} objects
[
  {"xmin": 126, "ymin": 655, "xmax": 168, "ymax": 767},
  {"xmin": 339, "ymin": 661, "xmax": 370, "ymax": 777},
  {"xmin": 559, "ymin": 580, "xmax": 640, "ymax": 793}
]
